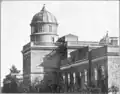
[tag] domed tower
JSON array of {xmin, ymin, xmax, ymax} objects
[
  {"xmin": 22, "ymin": 5, "xmax": 59, "ymax": 87},
  {"xmin": 30, "ymin": 4, "xmax": 58, "ymax": 44}
]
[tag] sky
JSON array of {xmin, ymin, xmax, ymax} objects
[{"xmin": 1, "ymin": 1, "xmax": 119, "ymax": 86}]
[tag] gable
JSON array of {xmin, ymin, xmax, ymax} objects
[{"xmin": 64, "ymin": 34, "xmax": 78, "ymax": 42}]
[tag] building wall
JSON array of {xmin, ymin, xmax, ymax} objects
[
  {"xmin": 108, "ymin": 56, "xmax": 120, "ymax": 92},
  {"xmin": 60, "ymin": 46, "xmax": 108, "ymax": 92},
  {"xmin": 31, "ymin": 34, "xmax": 58, "ymax": 43},
  {"xmin": 23, "ymin": 51, "xmax": 31, "ymax": 86},
  {"xmin": 43, "ymin": 24, "xmax": 57, "ymax": 34},
  {"xmin": 30, "ymin": 49, "xmax": 52, "ymax": 84}
]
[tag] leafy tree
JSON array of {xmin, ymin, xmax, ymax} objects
[
  {"xmin": 2, "ymin": 65, "xmax": 20, "ymax": 93},
  {"xmin": 10, "ymin": 65, "xmax": 20, "ymax": 74}
]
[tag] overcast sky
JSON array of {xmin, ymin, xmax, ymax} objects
[{"xmin": 1, "ymin": 1, "xmax": 119, "ymax": 86}]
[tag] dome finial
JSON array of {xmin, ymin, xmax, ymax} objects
[{"xmin": 42, "ymin": 4, "xmax": 46, "ymax": 11}]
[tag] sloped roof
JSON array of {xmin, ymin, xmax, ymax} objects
[{"xmin": 62, "ymin": 33, "xmax": 78, "ymax": 38}]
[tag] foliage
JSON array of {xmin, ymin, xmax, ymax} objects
[
  {"xmin": 2, "ymin": 65, "xmax": 20, "ymax": 93},
  {"xmin": 108, "ymin": 85, "xmax": 119, "ymax": 93},
  {"xmin": 10, "ymin": 65, "xmax": 20, "ymax": 74},
  {"xmin": 2, "ymin": 74, "xmax": 18, "ymax": 93}
]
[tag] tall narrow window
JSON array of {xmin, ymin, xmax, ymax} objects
[
  {"xmin": 94, "ymin": 68, "xmax": 97, "ymax": 80},
  {"xmin": 68, "ymin": 73, "xmax": 70, "ymax": 84},
  {"xmin": 35, "ymin": 26, "xmax": 38, "ymax": 33},
  {"xmin": 79, "ymin": 72, "xmax": 81, "ymax": 77},
  {"xmin": 101, "ymin": 66, "xmax": 105, "ymax": 78},
  {"xmin": 31, "ymin": 27, "xmax": 35, "ymax": 34},
  {"xmin": 52, "ymin": 37, "xmax": 54, "ymax": 43},
  {"xmin": 49, "ymin": 25, "xmax": 52, "ymax": 32},
  {"xmin": 84, "ymin": 70, "xmax": 87, "ymax": 83},
  {"xmin": 62, "ymin": 74, "xmax": 65, "ymax": 83},
  {"xmin": 73, "ymin": 72, "xmax": 76, "ymax": 84},
  {"xmin": 39, "ymin": 26, "xmax": 42, "ymax": 32},
  {"xmin": 79, "ymin": 72, "xmax": 82, "ymax": 87}
]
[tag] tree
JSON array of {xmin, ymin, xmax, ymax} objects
[
  {"xmin": 10, "ymin": 65, "xmax": 20, "ymax": 74},
  {"xmin": 2, "ymin": 65, "xmax": 20, "ymax": 93}
]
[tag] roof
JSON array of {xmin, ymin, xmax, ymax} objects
[
  {"xmin": 61, "ymin": 33, "xmax": 78, "ymax": 38},
  {"xmin": 31, "ymin": 4, "xmax": 58, "ymax": 25}
]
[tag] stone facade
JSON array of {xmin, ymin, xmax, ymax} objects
[
  {"xmin": 60, "ymin": 46, "xmax": 119, "ymax": 92},
  {"xmin": 22, "ymin": 5, "xmax": 119, "ymax": 93},
  {"xmin": 22, "ymin": 5, "xmax": 58, "ymax": 87}
]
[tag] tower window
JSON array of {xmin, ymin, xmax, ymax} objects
[
  {"xmin": 35, "ymin": 27, "xmax": 38, "ymax": 33},
  {"xmin": 39, "ymin": 25, "xmax": 42, "ymax": 32},
  {"xmin": 52, "ymin": 37, "xmax": 54, "ymax": 43},
  {"xmin": 49, "ymin": 25, "xmax": 52, "ymax": 32}
]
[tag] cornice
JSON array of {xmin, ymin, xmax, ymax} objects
[
  {"xmin": 30, "ymin": 33, "xmax": 58, "ymax": 36},
  {"xmin": 60, "ymin": 59, "xmax": 89, "ymax": 70},
  {"xmin": 22, "ymin": 46, "xmax": 57, "ymax": 54}
]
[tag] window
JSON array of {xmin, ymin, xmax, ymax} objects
[
  {"xmin": 49, "ymin": 25, "xmax": 52, "ymax": 32},
  {"xmin": 31, "ymin": 27, "xmax": 35, "ymax": 34},
  {"xmin": 94, "ymin": 68, "xmax": 97, "ymax": 80},
  {"xmin": 52, "ymin": 37, "xmax": 54, "ymax": 43},
  {"xmin": 39, "ymin": 24, "xmax": 42, "ymax": 32},
  {"xmin": 68, "ymin": 52, "xmax": 70, "ymax": 58},
  {"xmin": 73, "ymin": 72, "xmax": 76, "ymax": 84},
  {"xmin": 101, "ymin": 66, "xmax": 105, "ymax": 78},
  {"xmin": 98, "ymin": 66, "xmax": 105, "ymax": 80},
  {"xmin": 62, "ymin": 74, "xmax": 65, "ymax": 83},
  {"xmin": 84, "ymin": 70, "xmax": 87, "ymax": 83},
  {"xmin": 79, "ymin": 72, "xmax": 81, "ymax": 77},
  {"xmin": 68, "ymin": 73, "xmax": 70, "ymax": 84},
  {"xmin": 35, "ymin": 27, "xmax": 38, "ymax": 33},
  {"xmin": 78, "ymin": 72, "xmax": 81, "ymax": 87}
]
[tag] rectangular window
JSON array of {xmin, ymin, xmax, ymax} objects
[
  {"xmin": 62, "ymin": 74, "xmax": 65, "ymax": 83},
  {"xmin": 39, "ymin": 25, "xmax": 42, "ymax": 32},
  {"xmin": 94, "ymin": 68, "xmax": 97, "ymax": 80},
  {"xmin": 84, "ymin": 70, "xmax": 87, "ymax": 84},
  {"xmin": 68, "ymin": 73, "xmax": 70, "ymax": 84},
  {"xmin": 52, "ymin": 37, "xmax": 54, "ymax": 43},
  {"xmin": 73, "ymin": 72, "xmax": 76, "ymax": 84},
  {"xmin": 49, "ymin": 25, "xmax": 52, "ymax": 32}
]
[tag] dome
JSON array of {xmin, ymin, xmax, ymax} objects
[{"xmin": 31, "ymin": 5, "xmax": 58, "ymax": 25}]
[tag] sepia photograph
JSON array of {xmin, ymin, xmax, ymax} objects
[{"xmin": 1, "ymin": 1, "xmax": 120, "ymax": 93}]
